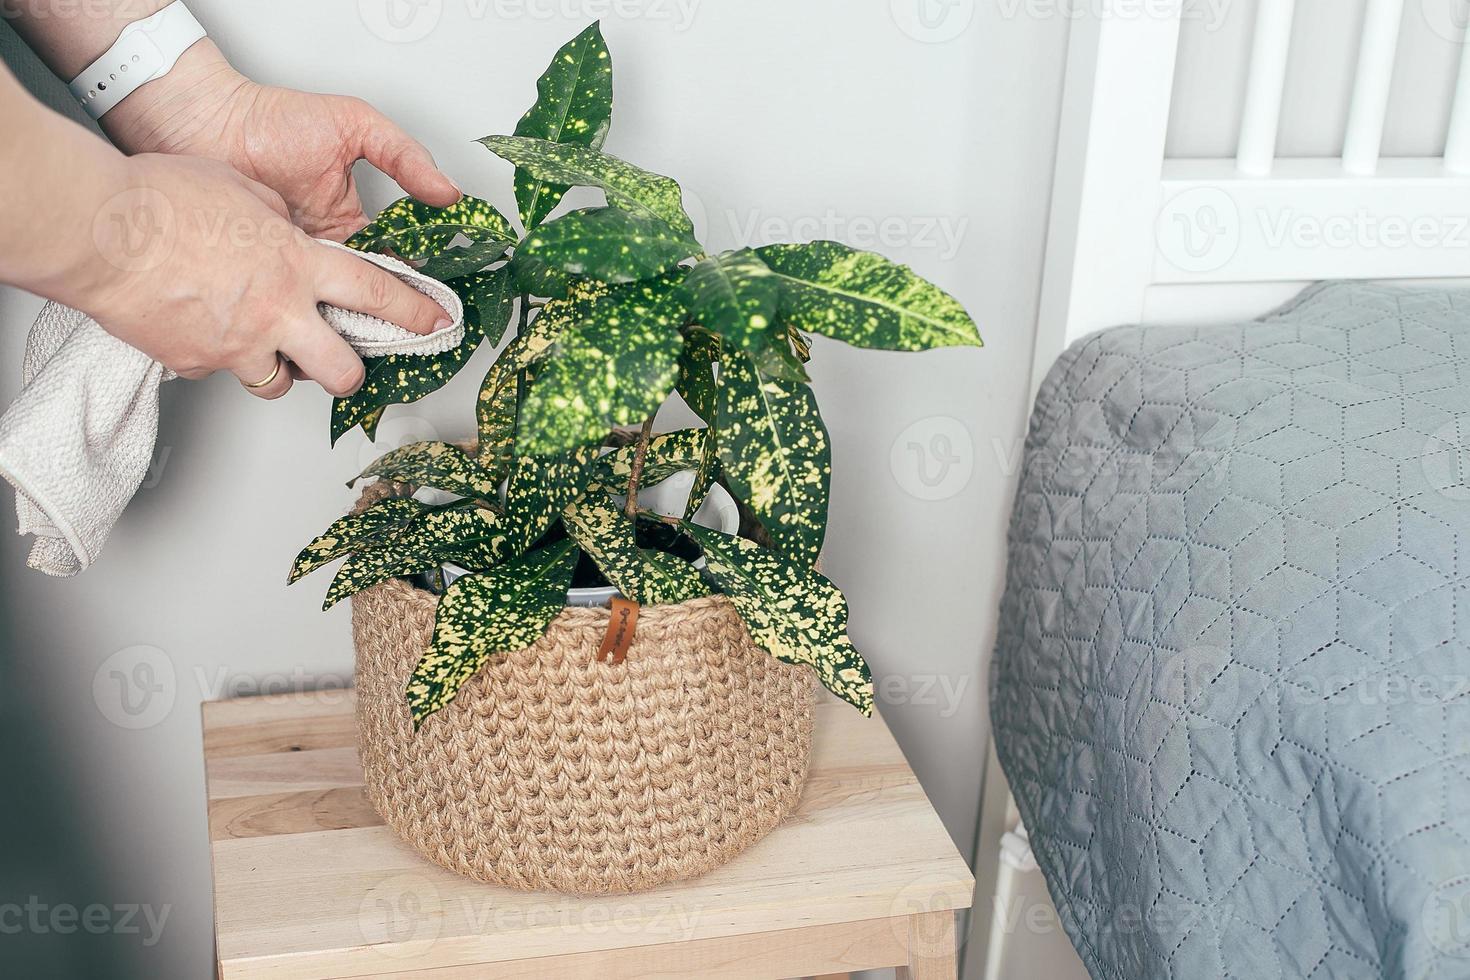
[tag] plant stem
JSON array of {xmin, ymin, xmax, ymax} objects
[{"xmin": 624, "ymin": 416, "xmax": 655, "ymax": 519}]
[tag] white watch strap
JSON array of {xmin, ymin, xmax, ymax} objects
[{"xmin": 67, "ymin": 1, "xmax": 207, "ymax": 120}]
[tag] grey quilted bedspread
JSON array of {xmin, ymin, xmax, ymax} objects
[{"xmin": 991, "ymin": 283, "xmax": 1470, "ymax": 980}]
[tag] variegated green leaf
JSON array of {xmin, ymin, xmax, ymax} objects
[
  {"xmin": 510, "ymin": 251, "xmax": 574, "ymax": 298},
  {"xmin": 419, "ymin": 506, "xmax": 513, "ymax": 568},
  {"xmin": 288, "ymin": 497, "xmax": 426, "ymax": 584},
  {"xmin": 407, "ymin": 541, "xmax": 578, "ymax": 727},
  {"xmin": 752, "ymin": 337, "xmax": 811, "ymax": 384},
  {"xmin": 716, "ymin": 351, "xmax": 830, "ymax": 566},
  {"xmin": 518, "ymin": 275, "xmax": 687, "ymax": 456},
  {"xmin": 513, "ymin": 22, "xmax": 613, "ymax": 228},
  {"xmin": 790, "ymin": 326, "xmax": 812, "ymax": 362},
  {"xmin": 323, "ymin": 546, "xmax": 439, "ymax": 610},
  {"xmin": 479, "ymin": 135, "xmax": 695, "ymax": 237},
  {"xmin": 503, "ymin": 446, "xmax": 598, "ymax": 553},
  {"xmin": 755, "ymin": 241, "xmax": 981, "ymax": 351},
  {"xmin": 474, "ymin": 289, "xmax": 593, "ymax": 475},
  {"xmin": 417, "ymin": 240, "xmax": 512, "ymax": 281},
  {"xmin": 348, "ymin": 196, "xmax": 516, "ymax": 259},
  {"xmin": 678, "ymin": 250, "xmax": 781, "ymax": 351},
  {"xmin": 518, "ymin": 206, "xmax": 696, "ymax": 285},
  {"xmin": 355, "ymin": 441, "xmax": 499, "ymax": 499},
  {"xmin": 330, "ymin": 268, "xmax": 516, "ymax": 445},
  {"xmin": 562, "ymin": 494, "xmax": 706, "ymax": 604},
  {"xmin": 684, "ymin": 524, "xmax": 872, "ymax": 715},
  {"xmin": 593, "ymin": 427, "xmax": 707, "ymax": 490},
  {"xmin": 474, "ymin": 361, "xmax": 522, "ymax": 484},
  {"xmin": 675, "ymin": 329, "xmax": 721, "ymax": 518}
]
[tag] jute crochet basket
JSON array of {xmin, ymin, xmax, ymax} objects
[{"xmin": 349, "ymin": 482, "xmax": 816, "ymax": 895}]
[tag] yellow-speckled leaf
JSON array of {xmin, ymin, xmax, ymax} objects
[
  {"xmin": 479, "ymin": 136, "xmax": 694, "ymax": 237},
  {"xmin": 678, "ymin": 250, "xmax": 781, "ymax": 351},
  {"xmin": 288, "ymin": 498, "xmax": 426, "ymax": 584},
  {"xmin": 518, "ymin": 274, "xmax": 687, "ymax": 456},
  {"xmin": 676, "ymin": 327, "xmax": 719, "ymax": 423},
  {"xmin": 417, "ymin": 240, "xmax": 512, "ymax": 281},
  {"xmin": 348, "ymin": 196, "xmax": 516, "ymax": 259},
  {"xmin": 756, "ymin": 241, "xmax": 981, "ymax": 351},
  {"xmin": 322, "ymin": 546, "xmax": 440, "ymax": 610},
  {"xmin": 685, "ymin": 524, "xmax": 872, "ymax": 715},
  {"xmin": 356, "ymin": 441, "xmax": 499, "ymax": 499},
  {"xmin": 513, "ymin": 22, "xmax": 613, "ymax": 228},
  {"xmin": 593, "ymin": 427, "xmax": 706, "ymax": 490},
  {"xmin": 407, "ymin": 541, "xmax": 578, "ymax": 727},
  {"xmin": 419, "ymin": 506, "xmax": 513, "ymax": 569},
  {"xmin": 676, "ymin": 328, "xmax": 721, "ymax": 517},
  {"xmin": 716, "ymin": 351, "xmax": 830, "ymax": 566},
  {"xmin": 562, "ymin": 494, "xmax": 706, "ymax": 604},
  {"xmin": 475, "ymin": 288, "xmax": 601, "ymax": 477},
  {"xmin": 331, "ymin": 268, "xmax": 516, "ymax": 444},
  {"xmin": 503, "ymin": 446, "xmax": 598, "ymax": 553},
  {"xmin": 519, "ymin": 206, "xmax": 696, "ymax": 284}
]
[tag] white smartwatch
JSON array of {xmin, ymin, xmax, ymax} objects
[{"xmin": 67, "ymin": 1, "xmax": 207, "ymax": 121}]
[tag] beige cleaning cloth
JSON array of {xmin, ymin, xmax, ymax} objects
[{"xmin": 0, "ymin": 240, "xmax": 464, "ymax": 576}]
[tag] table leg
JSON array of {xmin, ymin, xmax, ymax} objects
[{"xmin": 896, "ymin": 910, "xmax": 958, "ymax": 980}]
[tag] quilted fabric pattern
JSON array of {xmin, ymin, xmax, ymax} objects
[{"xmin": 991, "ymin": 283, "xmax": 1470, "ymax": 980}]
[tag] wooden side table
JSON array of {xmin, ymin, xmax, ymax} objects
[{"xmin": 203, "ymin": 689, "xmax": 974, "ymax": 979}]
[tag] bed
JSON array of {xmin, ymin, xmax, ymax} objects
[{"xmin": 972, "ymin": 3, "xmax": 1470, "ymax": 979}]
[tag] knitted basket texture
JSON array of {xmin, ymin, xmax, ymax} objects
[{"xmin": 349, "ymin": 481, "xmax": 816, "ymax": 894}]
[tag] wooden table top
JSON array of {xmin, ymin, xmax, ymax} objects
[{"xmin": 203, "ymin": 689, "xmax": 974, "ymax": 979}]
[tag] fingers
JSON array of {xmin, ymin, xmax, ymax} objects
[
  {"xmin": 350, "ymin": 99, "xmax": 462, "ymax": 208},
  {"xmin": 233, "ymin": 353, "xmax": 292, "ymax": 401},
  {"xmin": 311, "ymin": 242, "xmax": 451, "ymax": 336},
  {"xmin": 276, "ymin": 314, "xmax": 366, "ymax": 398}
]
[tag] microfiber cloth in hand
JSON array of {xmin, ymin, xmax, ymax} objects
[{"xmin": 0, "ymin": 240, "xmax": 465, "ymax": 577}]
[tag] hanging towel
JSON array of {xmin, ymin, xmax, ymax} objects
[{"xmin": 0, "ymin": 240, "xmax": 465, "ymax": 577}]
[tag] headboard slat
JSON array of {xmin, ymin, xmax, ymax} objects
[
  {"xmin": 1343, "ymin": 0, "xmax": 1407, "ymax": 176},
  {"xmin": 1237, "ymin": 0, "xmax": 1298, "ymax": 176}
]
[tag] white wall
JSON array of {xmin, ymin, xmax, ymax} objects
[{"xmin": 0, "ymin": 3, "xmax": 1067, "ymax": 976}]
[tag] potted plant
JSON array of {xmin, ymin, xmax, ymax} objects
[{"xmin": 290, "ymin": 22, "xmax": 982, "ymax": 894}]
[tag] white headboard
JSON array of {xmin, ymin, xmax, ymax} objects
[{"xmin": 1032, "ymin": 0, "xmax": 1470, "ymax": 393}]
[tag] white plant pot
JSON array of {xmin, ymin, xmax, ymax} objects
[{"xmin": 438, "ymin": 472, "xmax": 740, "ymax": 607}]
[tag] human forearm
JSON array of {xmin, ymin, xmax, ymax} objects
[
  {"xmin": 0, "ymin": 63, "xmax": 132, "ymax": 306},
  {"xmin": 2, "ymin": 0, "xmax": 247, "ymax": 156}
]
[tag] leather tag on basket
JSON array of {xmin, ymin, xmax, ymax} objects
[{"xmin": 597, "ymin": 597, "xmax": 639, "ymax": 665}]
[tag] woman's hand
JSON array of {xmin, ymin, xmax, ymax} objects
[
  {"xmin": 31, "ymin": 150, "xmax": 452, "ymax": 400},
  {"xmin": 104, "ymin": 43, "xmax": 462, "ymax": 241}
]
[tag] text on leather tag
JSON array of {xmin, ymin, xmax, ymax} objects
[{"xmin": 596, "ymin": 597, "xmax": 640, "ymax": 665}]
